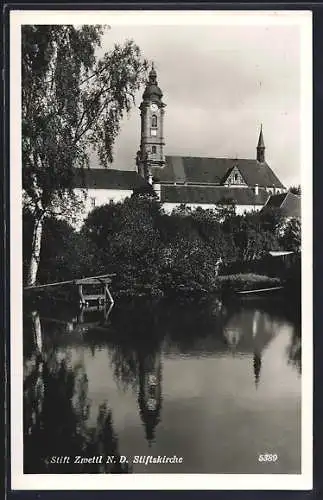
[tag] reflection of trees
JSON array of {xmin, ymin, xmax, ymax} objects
[
  {"xmin": 109, "ymin": 343, "xmax": 140, "ymax": 392},
  {"xmin": 287, "ymin": 331, "xmax": 301, "ymax": 374},
  {"xmin": 24, "ymin": 357, "xmax": 130, "ymax": 473},
  {"xmin": 24, "ymin": 312, "xmax": 129, "ymax": 474}
]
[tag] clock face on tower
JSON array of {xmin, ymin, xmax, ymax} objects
[{"xmin": 150, "ymin": 103, "xmax": 158, "ymax": 112}]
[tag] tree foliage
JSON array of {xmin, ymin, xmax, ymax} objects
[
  {"xmin": 289, "ymin": 185, "xmax": 301, "ymax": 195},
  {"xmin": 78, "ymin": 201, "xmax": 299, "ymax": 297},
  {"xmin": 25, "ymin": 193, "xmax": 301, "ymax": 295},
  {"xmin": 22, "ymin": 24, "xmax": 147, "ymax": 285},
  {"xmin": 277, "ymin": 217, "xmax": 301, "ymax": 252}
]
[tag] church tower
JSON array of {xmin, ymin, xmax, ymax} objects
[
  {"xmin": 256, "ymin": 124, "xmax": 265, "ymax": 163},
  {"xmin": 137, "ymin": 63, "xmax": 166, "ymax": 180}
]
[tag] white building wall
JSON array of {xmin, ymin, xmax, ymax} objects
[
  {"xmin": 162, "ymin": 202, "xmax": 263, "ymax": 215},
  {"xmin": 74, "ymin": 188, "xmax": 133, "ymax": 229},
  {"xmin": 71, "ymin": 186, "xmax": 266, "ymax": 230}
]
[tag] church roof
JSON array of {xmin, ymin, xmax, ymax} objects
[
  {"xmin": 151, "ymin": 156, "xmax": 285, "ymax": 189},
  {"xmin": 160, "ymin": 185, "xmax": 269, "ymax": 205},
  {"xmin": 262, "ymin": 191, "xmax": 301, "ymax": 217},
  {"xmin": 73, "ymin": 168, "xmax": 145, "ymax": 190}
]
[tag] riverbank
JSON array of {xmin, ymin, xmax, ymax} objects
[
  {"xmin": 102, "ymin": 273, "xmax": 284, "ymax": 300},
  {"xmin": 24, "ymin": 272, "xmax": 295, "ymax": 306}
]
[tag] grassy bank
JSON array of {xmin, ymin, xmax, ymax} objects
[
  {"xmin": 111, "ymin": 273, "xmax": 282, "ymax": 300},
  {"xmin": 215, "ymin": 274, "xmax": 282, "ymax": 294}
]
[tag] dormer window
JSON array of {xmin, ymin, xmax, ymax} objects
[{"xmin": 151, "ymin": 115, "xmax": 157, "ymax": 128}]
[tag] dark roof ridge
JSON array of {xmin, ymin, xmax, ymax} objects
[
  {"xmin": 286, "ymin": 191, "xmax": 301, "ymax": 198},
  {"xmin": 279, "ymin": 192, "xmax": 289, "ymax": 209},
  {"xmin": 166, "ymin": 154, "xmax": 268, "ymax": 162},
  {"xmin": 75, "ymin": 167, "xmax": 137, "ymax": 172},
  {"xmin": 73, "ymin": 167, "xmax": 145, "ymax": 189}
]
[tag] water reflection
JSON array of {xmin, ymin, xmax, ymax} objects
[
  {"xmin": 253, "ymin": 353, "xmax": 262, "ymax": 388},
  {"xmin": 24, "ymin": 305, "xmax": 129, "ymax": 474},
  {"xmin": 137, "ymin": 349, "xmax": 162, "ymax": 446},
  {"xmin": 23, "ymin": 296, "xmax": 301, "ymax": 474}
]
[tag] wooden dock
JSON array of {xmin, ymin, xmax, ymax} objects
[{"xmin": 24, "ymin": 273, "xmax": 116, "ymax": 309}]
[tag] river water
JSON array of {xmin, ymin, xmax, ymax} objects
[{"xmin": 23, "ymin": 296, "xmax": 301, "ymax": 474}]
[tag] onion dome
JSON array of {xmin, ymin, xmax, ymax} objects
[{"xmin": 143, "ymin": 63, "xmax": 163, "ymax": 100}]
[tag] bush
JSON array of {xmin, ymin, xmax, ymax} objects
[
  {"xmin": 23, "ymin": 210, "xmax": 96, "ymax": 285},
  {"xmin": 215, "ymin": 273, "xmax": 282, "ymax": 293},
  {"xmin": 82, "ymin": 197, "xmax": 163, "ymax": 296},
  {"xmin": 25, "ymin": 197, "xmax": 300, "ymax": 297}
]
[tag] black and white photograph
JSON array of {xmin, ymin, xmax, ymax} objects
[{"xmin": 10, "ymin": 10, "xmax": 312, "ymax": 490}]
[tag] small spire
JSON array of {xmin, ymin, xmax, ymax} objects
[
  {"xmin": 257, "ymin": 124, "xmax": 265, "ymax": 149},
  {"xmin": 148, "ymin": 62, "xmax": 157, "ymax": 84},
  {"xmin": 256, "ymin": 124, "xmax": 265, "ymax": 162}
]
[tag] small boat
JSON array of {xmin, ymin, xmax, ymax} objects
[{"xmin": 237, "ymin": 286, "xmax": 284, "ymax": 296}]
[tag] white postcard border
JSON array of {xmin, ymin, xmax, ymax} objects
[{"xmin": 10, "ymin": 9, "xmax": 313, "ymax": 491}]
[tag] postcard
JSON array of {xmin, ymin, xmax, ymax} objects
[{"xmin": 9, "ymin": 9, "xmax": 313, "ymax": 490}]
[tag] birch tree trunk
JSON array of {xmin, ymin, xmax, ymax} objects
[
  {"xmin": 31, "ymin": 310, "xmax": 43, "ymax": 354},
  {"xmin": 26, "ymin": 215, "xmax": 44, "ymax": 286}
]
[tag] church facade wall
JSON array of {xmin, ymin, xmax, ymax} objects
[
  {"xmin": 73, "ymin": 187, "xmax": 133, "ymax": 229},
  {"xmin": 162, "ymin": 202, "xmax": 263, "ymax": 215},
  {"xmin": 72, "ymin": 189, "xmax": 263, "ymax": 230}
]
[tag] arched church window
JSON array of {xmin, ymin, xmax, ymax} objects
[
  {"xmin": 152, "ymin": 145, "xmax": 156, "ymax": 154},
  {"xmin": 151, "ymin": 114, "xmax": 157, "ymax": 128}
]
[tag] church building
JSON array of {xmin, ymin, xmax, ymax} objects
[{"xmin": 74, "ymin": 64, "xmax": 286, "ymax": 223}]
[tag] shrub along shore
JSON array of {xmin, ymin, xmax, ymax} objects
[{"xmin": 23, "ymin": 195, "xmax": 301, "ymax": 300}]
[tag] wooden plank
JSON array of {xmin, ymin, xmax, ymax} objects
[
  {"xmin": 237, "ymin": 286, "xmax": 284, "ymax": 295},
  {"xmin": 105, "ymin": 284, "xmax": 115, "ymax": 305},
  {"xmin": 82, "ymin": 294, "xmax": 105, "ymax": 300},
  {"xmin": 74, "ymin": 278, "xmax": 112, "ymax": 285},
  {"xmin": 24, "ymin": 273, "xmax": 116, "ymax": 291}
]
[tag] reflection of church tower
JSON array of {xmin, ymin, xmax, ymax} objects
[
  {"xmin": 136, "ymin": 63, "xmax": 166, "ymax": 181},
  {"xmin": 137, "ymin": 350, "xmax": 162, "ymax": 446},
  {"xmin": 253, "ymin": 352, "xmax": 262, "ymax": 388}
]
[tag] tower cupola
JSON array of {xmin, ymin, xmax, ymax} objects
[
  {"xmin": 137, "ymin": 63, "xmax": 166, "ymax": 180},
  {"xmin": 142, "ymin": 63, "xmax": 163, "ymax": 101}
]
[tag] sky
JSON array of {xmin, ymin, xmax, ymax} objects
[{"xmin": 98, "ymin": 20, "xmax": 302, "ymax": 187}]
